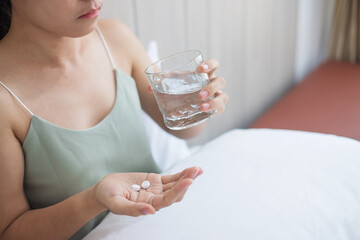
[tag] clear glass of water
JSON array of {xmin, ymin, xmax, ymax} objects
[{"xmin": 145, "ymin": 50, "xmax": 216, "ymax": 130}]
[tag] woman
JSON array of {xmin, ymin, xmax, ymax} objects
[{"xmin": 0, "ymin": 0, "xmax": 228, "ymax": 239}]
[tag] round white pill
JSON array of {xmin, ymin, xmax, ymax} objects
[
  {"xmin": 131, "ymin": 184, "xmax": 141, "ymax": 191},
  {"xmin": 141, "ymin": 180, "xmax": 151, "ymax": 189}
]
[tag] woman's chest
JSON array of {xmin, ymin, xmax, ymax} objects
[{"xmin": 12, "ymin": 66, "xmax": 125, "ymax": 144}]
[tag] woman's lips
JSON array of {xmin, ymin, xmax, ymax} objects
[{"xmin": 79, "ymin": 9, "xmax": 100, "ymax": 19}]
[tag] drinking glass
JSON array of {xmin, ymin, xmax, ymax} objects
[{"xmin": 145, "ymin": 50, "xmax": 216, "ymax": 130}]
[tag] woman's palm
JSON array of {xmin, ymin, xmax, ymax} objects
[{"xmin": 94, "ymin": 167, "xmax": 202, "ymax": 216}]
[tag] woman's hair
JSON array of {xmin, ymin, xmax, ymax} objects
[{"xmin": 0, "ymin": 0, "xmax": 12, "ymax": 40}]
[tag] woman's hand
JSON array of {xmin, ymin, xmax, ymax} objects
[
  {"xmin": 197, "ymin": 59, "xmax": 228, "ymax": 116},
  {"xmin": 91, "ymin": 167, "xmax": 203, "ymax": 216}
]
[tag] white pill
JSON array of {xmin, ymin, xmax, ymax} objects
[
  {"xmin": 131, "ymin": 184, "xmax": 141, "ymax": 191},
  {"xmin": 141, "ymin": 180, "xmax": 151, "ymax": 189}
]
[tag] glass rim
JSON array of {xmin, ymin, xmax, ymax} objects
[{"xmin": 145, "ymin": 50, "xmax": 202, "ymax": 75}]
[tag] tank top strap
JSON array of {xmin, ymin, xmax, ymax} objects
[
  {"xmin": 95, "ymin": 26, "xmax": 117, "ymax": 70},
  {"xmin": 0, "ymin": 81, "xmax": 34, "ymax": 116}
]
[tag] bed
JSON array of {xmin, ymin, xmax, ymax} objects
[{"xmin": 84, "ymin": 129, "xmax": 360, "ymax": 240}]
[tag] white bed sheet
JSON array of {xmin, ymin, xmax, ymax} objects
[{"xmin": 84, "ymin": 129, "xmax": 360, "ymax": 240}]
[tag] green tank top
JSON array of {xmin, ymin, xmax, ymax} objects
[{"xmin": 0, "ymin": 28, "xmax": 160, "ymax": 239}]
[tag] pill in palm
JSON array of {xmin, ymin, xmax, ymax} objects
[
  {"xmin": 141, "ymin": 180, "xmax": 151, "ymax": 189},
  {"xmin": 132, "ymin": 184, "xmax": 141, "ymax": 191}
]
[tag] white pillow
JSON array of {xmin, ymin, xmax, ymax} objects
[{"xmin": 142, "ymin": 111, "xmax": 192, "ymax": 171}]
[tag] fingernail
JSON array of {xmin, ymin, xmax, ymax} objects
[
  {"xmin": 147, "ymin": 86, "xmax": 153, "ymax": 93},
  {"xmin": 192, "ymin": 169, "xmax": 199, "ymax": 179},
  {"xmin": 202, "ymin": 63, "xmax": 209, "ymax": 71},
  {"xmin": 202, "ymin": 103, "xmax": 210, "ymax": 111},
  {"xmin": 142, "ymin": 208, "xmax": 152, "ymax": 215},
  {"xmin": 200, "ymin": 90, "xmax": 209, "ymax": 100}
]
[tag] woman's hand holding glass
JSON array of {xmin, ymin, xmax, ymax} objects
[
  {"xmin": 147, "ymin": 58, "xmax": 228, "ymax": 118},
  {"xmin": 91, "ymin": 167, "xmax": 203, "ymax": 216},
  {"xmin": 197, "ymin": 59, "xmax": 228, "ymax": 116}
]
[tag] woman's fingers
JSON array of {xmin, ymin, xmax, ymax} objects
[
  {"xmin": 163, "ymin": 181, "xmax": 177, "ymax": 192},
  {"xmin": 109, "ymin": 196, "xmax": 156, "ymax": 216},
  {"xmin": 200, "ymin": 91, "xmax": 229, "ymax": 113},
  {"xmin": 161, "ymin": 170, "xmax": 185, "ymax": 185},
  {"xmin": 199, "ymin": 58, "xmax": 219, "ymax": 78},
  {"xmin": 174, "ymin": 168, "xmax": 204, "ymax": 202},
  {"xmin": 161, "ymin": 166, "xmax": 200, "ymax": 184},
  {"xmin": 163, "ymin": 167, "xmax": 203, "ymax": 192},
  {"xmin": 199, "ymin": 77, "xmax": 226, "ymax": 101},
  {"xmin": 151, "ymin": 178, "xmax": 193, "ymax": 210},
  {"xmin": 197, "ymin": 58, "xmax": 227, "ymax": 116}
]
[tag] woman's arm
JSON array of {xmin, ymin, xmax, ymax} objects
[{"xmin": 0, "ymin": 104, "xmax": 106, "ymax": 239}]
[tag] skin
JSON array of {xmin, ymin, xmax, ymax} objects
[{"xmin": 0, "ymin": 0, "xmax": 228, "ymax": 239}]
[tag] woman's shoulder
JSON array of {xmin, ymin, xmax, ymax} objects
[
  {"xmin": 96, "ymin": 19, "xmax": 143, "ymax": 72},
  {"xmin": 97, "ymin": 19, "xmax": 131, "ymax": 33},
  {"xmin": 0, "ymin": 81, "xmax": 33, "ymax": 144},
  {"xmin": 96, "ymin": 19, "xmax": 136, "ymax": 50},
  {"xmin": 0, "ymin": 84, "xmax": 16, "ymax": 129}
]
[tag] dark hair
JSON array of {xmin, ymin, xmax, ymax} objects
[{"xmin": 0, "ymin": 0, "xmax": 11, "ymax": 40}]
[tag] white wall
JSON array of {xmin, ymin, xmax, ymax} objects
[
  {"xmin": 295, "ymin": 0, "xmax": 335, "ymax": 82},
  {"xmin": 100, "ymin": 0, "xmax": 334, "ymax": 144}
]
